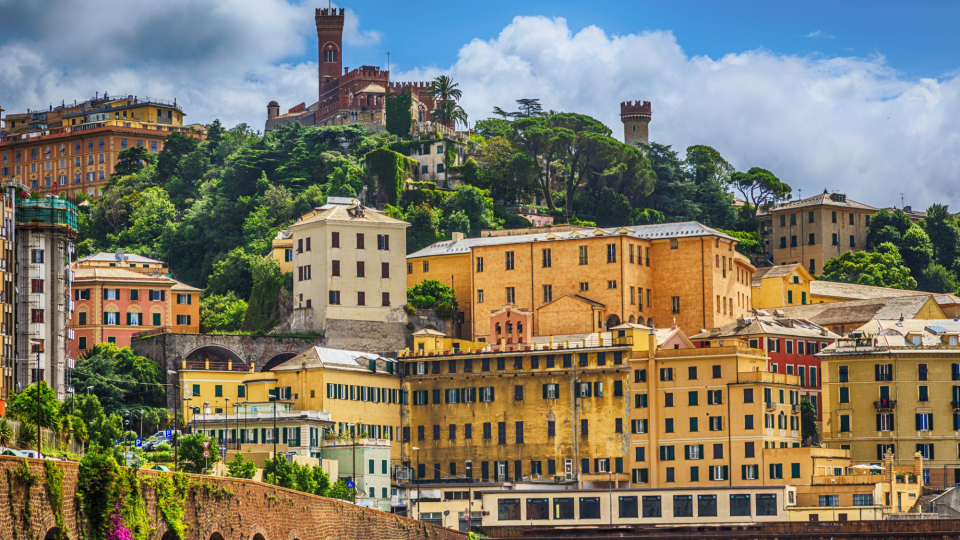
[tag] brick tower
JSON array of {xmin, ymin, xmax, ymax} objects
[
  {"xmin": 316, "ymin": 7, "xmax": 345, "ymax": 99},
  {"xmin": 621, "ymin": 100, "xmax": 652, "ymax": 147}
]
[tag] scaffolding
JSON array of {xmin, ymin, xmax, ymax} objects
[{"xmin": 15, "ymin": 196, "xmax": 79, "ymax": 234}]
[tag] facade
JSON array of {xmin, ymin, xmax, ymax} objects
[
  {"xmin": 15, "ymin": 195, "xmax": 78, "ymax": 400},
  {"xmin": 0, "ymin": 186, "xmax": 14, "ymax": 405},
  {"xmin": 406, "ymin": 222, "xmax": 755, "ymax": 341},
  {"xmin": 759, "ymin": 191, "xmax": 877, "ymax": 275},
  {"xmin": 691, "ymin": 314, "xmax": 840, "ymax": 422},
  {"xmin": 268, "ymin": 230, "xmax": 294, "ymax": 275},
  {"xmin": 73, "ymin": 250, "xmax": 168, "ymax": 273},
  {"xmin": 393, "ymin": 139, "xmax": 467, "ymax": 186},
  {"xmin": 179, "ymin": 346, "xmax": 402, "ymax": 460},
  {"xmin": 68, "ymin": 254, "xmax": 201, "ymax": 358},
  {"xmin": 0, "ymin": 94, "xmax": 202, "ymax": 198},
  {"xmin": 820, "ymin": 319, "xmax": 960, "ymax": 489},
  {"xmin": 264, "ymin": 8, "xmax": 438, "ymax": 134},
  {"xmin": 287, "ymin": 200, "xmax": 409, "ymax": 334},
  {"xmin": 319, "ymin": 438, "xmax": 394, "ymax": 511},
  {"xmin": 621, "ymin": 100, "xmax": 652, "ymax": 147}
]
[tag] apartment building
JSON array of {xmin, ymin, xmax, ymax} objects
[
  {"xmin": 15, "ymin": 195, "xmax": 77, "ymax": 400},
  {"xmin": 287, "ymin": 199, "xmax": 409, "ymax": 337},
  {"xmin": 406, "ymin": 222, "xmax": 755, "ymax": 340},
  {"xmin": 0, "ymin": 94, "xmax": 202, "ymax": 198},
  {"xmin": 820, "ymin": 319, "xmax": 960, "ymax": 489},
  {"xmin": 691, "ymin": 314, "xmax": 838, "ymax": 422},
  {"xmin": 68, "ymin": 252, "xmax": 200, "ymax": 357},
  {"xmin": 758, "ymin": 191, "xmax": 877, "ymax": 275},
  {"xmin": 0, "ymin": 186, "xmax": 15, "ymax": 405}
]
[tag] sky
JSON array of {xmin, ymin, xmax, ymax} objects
[{"xmin": 1, "ymin": 0, "xmax": 959, "ymax": 210}]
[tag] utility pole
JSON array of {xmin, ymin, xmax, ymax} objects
[
  {"xmin": 168, "ymin": 370, "xmax": 179, "ymax": 473},
  {"xmin": 413, "ymin": 446, "xmax": 421, "ymax": 520},
  {"xmin": 271, "ymin": 391, "xmax": 278, "ymax": 486}
]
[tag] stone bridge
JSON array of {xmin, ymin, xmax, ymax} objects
[{"xmin": 0, "ymin": 455, "xmax": 465, "ymax": 540}]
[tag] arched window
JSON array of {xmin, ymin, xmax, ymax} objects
[
  {"xmin": 506, "ymin": 322, "xmax": 513, "ymax": 334},
  {"xmin": 632, "ymin": 124, "xmax": 637, "ymax": 132},
  {"xmin": 496, "ymin": 322, "xmax": 502, "ymax": 335},
  {"xmin": 324, "ymin": 50, "xmax": 337, "ymax": 63}
]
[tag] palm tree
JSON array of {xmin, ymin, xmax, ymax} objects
[
  {"xmin": 0, "ymin": 418, "xmax": 13, "ymax": 447},
  {"xmin": 17, "ymin": 421, "xmax": 36, "ymax": 450},
  {"xmin": 427, "ymin": 75, "xmax": 462, "ymax": 103},
  {"xmin": 428, "ymin": 75, "xmax": 467, "ymax": 129}
]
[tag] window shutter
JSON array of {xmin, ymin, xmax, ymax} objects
[
  {"xmin": 931, "ymin": 445, "xmax": 936, "ymax": 460},
  {"xmin": 616, "ymin": 457, "xmax": 623, "ymax": 473},
  {"xmin": 722, "ymin": 466, "xmax": 728, "ymax": 480},
  {"xmin": 930, "ymin": 415, "xmax": 934, "ymax": 430},
  {"xmin": 594, "ymin": 458, "xmax": 599, "ymax": 473},
  {"xmin": 161, "ymin": 290, "xmax": 165, "ymax": 301},
  {"xmin": 490, "ymin": 387, "xmax": 495, "ymax": 401},
  {"xmin": 877, "ymin": 414, "xmax": 882, "ymax": 432},
  {"xmin": 684, "ymin": 445, "xmax": 690, "ymax": 460},
  {"xmin": 543, "ymin": 384, "xmax": 547, "ymax": 399},
  {"xmin": 699, "ymin": 444, "xmax": 704, "ymax": 458},
  {"xmin": 916, "ymin": 414, "xmax": 922, "ymax": 430},
  {"xmin": 742, "ymin": 465, "xmax": 748, "ymax": 479},
  {"xmin": 594, "ymin": 381, "xmax": 601, "ymax": 397},
  {"xmin": 660, "ymin": 446, "xmax": 666, "ymax": 461}
]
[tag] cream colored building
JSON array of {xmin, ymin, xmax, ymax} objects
[
  {"xmin": 287, "ymin": 198, "xmax": 409, "ymax": 333},
  {"xmin": 759, "ymin": 191, "xmax": 877, "ymax": 275}
]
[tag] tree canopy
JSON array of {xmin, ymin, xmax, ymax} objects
[{"xmin": 821, "ymin": 242, "xmax": 917, "ymax": 290}]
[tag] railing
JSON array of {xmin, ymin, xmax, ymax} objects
[
  {"xmin": 874, "ymin": 399, "xmax": 897, "ymax": 410},
  {"xmin": 182, "ymin": 360, "xmax": 251, "ymax": 372},
  {"xmin": 951, "ymin": 400, "xmax": 960, "ymax": 410},
  {"xmin": 791, "ymin": 403, "xmax": 801, "ymax": 413},
  {"xmin": 766, "ymin": 401, "xmax": 776, "ymax": 410}
]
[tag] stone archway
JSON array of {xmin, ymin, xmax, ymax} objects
[
  {"xmin": 261, "ymin": 352, "xmax": 298, "ymax": 372},
  {"xmin": 628, "ymin": 315, "xmax": 635, "ymax": 324},
  {"xmin": 637, "ymin": 316, "xmax": 645, "ymax": 325},
  {"xmin": 43, "ymin": 527, "xmax": 65, "ymax": 540},
  {"xmin": 209, "ymin": 533, "xmax": 226, "ymax": 540},
  {"xmin": 160, "ymin": 532, "xmax": 177, "ymax": 540},
  {"xmin": 604, "ymin": 314, "xmax": 621, "ymax": 330},
  {"xmin": 183, "ymin": 345, "xmax": 248, "ymax": 370}
]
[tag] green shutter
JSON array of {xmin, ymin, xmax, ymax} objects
[
  {"xmin": 684, "ymin": 445, "xmax": 690, "ymax": 460},
  {"xmin": 791, "ymin": 463, "xmax": 801, "ymax": 478},
  {"xmin": 690, "ymin": 466, "xmax": 699, "ymax": 482},
  {"xmin": 615, "ymin": 457, "xmax": 623, "ymax": 473}
]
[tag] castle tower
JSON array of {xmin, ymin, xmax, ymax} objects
[
  {"xmin": 621, "ymin": 100, "xmax": 652, "ymax": 147},
  {"xmin": 267, "ymin": 100, "xmax": 280, "ymax": 121},
  {"xmin": 315, "ymin": 7, "xmax": 345, "ymax": 98}
]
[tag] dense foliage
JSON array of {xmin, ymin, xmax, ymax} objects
[{"xmin": 821, "ymin": 242, "xmax": 917, "ymax": 290}]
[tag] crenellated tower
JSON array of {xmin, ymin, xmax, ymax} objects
[
  {"xmin": 621, "ymin": 100, "xmax": 652, "ymax": 147},
  {"xmin": 316, "ymin": 7, "xmax": 345, "ymax": 99}
]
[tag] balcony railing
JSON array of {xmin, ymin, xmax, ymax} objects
[
  {"xmin": 952, "ymin": 400, "xmax": 960, "ymax": 411},
  {"xmin": 791, "ymin": 403, "xmax": 801, "ymax": 413},
  {"xmin": 874, "ymin": 399, "xmax": 897, "ymax": 410},
  {"xmin": 766, "ymin": 401, "xmax": 776, "ymax": 410}
]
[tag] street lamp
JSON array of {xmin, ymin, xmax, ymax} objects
[
  {"xmin": 168, "ymin": 370, "xmax": 180, "ymax": 472},
  {"xmin": 269, "ymin": 391, "xmax": 278, "ymax": 486},
  {"xmin": 86, "ymin": 386, "xmax": 94, "ymax": 395},
  {"xmin": 224, "ymin": 397, "xmax": 230, "ymax": 452},
  {"xmin": 30, "ymin": 339, "xmax": 41, "ymax": 455},
  {"xmin": 412, "ymin": 446, "xmax": 421, "ymax": 520}
]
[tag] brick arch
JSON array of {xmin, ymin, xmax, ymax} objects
[
  {"xmin": 183, "ymin": 345, "xmax": 246, "ymax": 366},
  {"xmin": 247, "ymin": 523, "xmax": 269, "ymax": 540},
  {"xmin": 261, "ymin": 352, "xmax": 299, "ymax": 372},
  {"xmin": 285, "ymin": 529, "xmax": 303, "ymax": 540}
]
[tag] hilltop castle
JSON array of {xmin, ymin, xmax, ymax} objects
[
  {"xmin": 265, "ymin": 8, "xmax": 437, "ymax": 132},
  {"xmin": 621, "ymin": 100, "xmax": 652, "ymax": 146}
]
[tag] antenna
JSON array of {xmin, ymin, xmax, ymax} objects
[
  {"xmin": 900, "ymin": 193, "xmax": 904, "ymax": 208},
  {"xmin": 387, "ymin": 51, "xmax": 390, "ymax": 73}
]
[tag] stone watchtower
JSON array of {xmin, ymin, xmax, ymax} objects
[
  {"xmin": 316, "ymin": 7, "xmax": 345, "ymax": 98},
  {"xmin": 621, "ymin": 100, "xmax": 652, "ymax": 147},
  {"xmin": 267, "ymin": 100, "xmax": 279, "ymax": 121}
]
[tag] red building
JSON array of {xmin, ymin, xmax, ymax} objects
[
  {"xmin": 265, "ymin": 8, "xmax": 437, "ymax": 132},
  {"xmin": 692, "ymin": 313, "xmax": 840, "ymax": 422}
]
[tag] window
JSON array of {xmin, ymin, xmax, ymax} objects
[
  {"xmin": 356, "ymin": 233, "xmax": 365, "ymax": 249},
  {"xmin": 580, "ymin": 497, "xmax": 601, "ymax": 519},
  {"xmin": 381, "ymin": 262, "xmax": 390, "ymax": 279},
  {"xmin": 497, "ymin": 499, "xmax": 520, "ymax": 521},
  {"xmin": 730, "ymin": 494, "xmax": 751, "ymax": 516},
  {"xmin": 819, "ymin": 495, "xmax": 838, "ymax": 507},
  {"xmin": 853, "ymin": 494, "xmax": 874, "ymax": 506},
  {"xmin": 875, "ymin": 364, "xmax": 893, "ymax": 381},
  {"xmin": 642, "ymin": 496, "xmax": 661, "ymax": 518},
  {"xmin": 839, "ymin": 387, "xmax": 849, "ymax": 403},
  {"xmin": 839, "ymin": 365, "xmax": 849, "ymax": 382},
  {"xmin": 607, "ymin": 244, "xmax": 616, "ymax": 263},
  {"xmin": 478, "ymin": 290, "xmax": 484, "ymax": 303},
  {"xmin": 542, "ymin": 285, "xmax": 553, "ymax": 303},
  {"xmin": 542, "ymin": 248, "xmax": 552, "ymax": 268},
  {"xmin": 498, "ymin": 422, "xmax": 506, "ymax": 444},
  {"xmin": 917, "ymin": 413, "xmax": 933, "ymax": 431},
  {"xmin": 618, "ymin": 496, "xmax": 638, "ymax": 518},
  {"xmin": 382, "ymin": 292, "xmax": 390, "ymax": 306},
  {"xmin": 660, "ymin": 368, "xmax": 673, "ymax": 381},
  {"xmin": 579, "ymin": 246, "xmax": 588, "ymax": 265},
  {"xmin": 505, "ymin": 251, "xmax": 514, "ymax": 270},
  {"xmin": 176, "ymin": 294, "xmax": 191, "ymax": 305},
  {"xmin": 919, "ymin": 363, "xmax": 928, "ymax": 381},
  {"xmin": 743, "ymin": 388, "xmax": 754, "ymax": 403},
  {"xmin": 554, "ymin": 497, "xmax": 574, "ymax": 520},
  {"xmin": 671, "ymin": 296, "xmax": 680, "ymax": 314},
  {"xmin": 329, "ymin": 291, "xmax": 341, "ymax": 305},
  {"xmin": 476, "ymin": 257, "xmax": 484, "ymax": 272},
  {"xmin": 506, "ymin": 287, "xmax": 515, "ymax": 304},
  {"xmin": 607, "ymin": 280, "xmax": 617, "ymax": 289}
]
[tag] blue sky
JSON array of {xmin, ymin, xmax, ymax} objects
[
  {"xmin": 1, "ymin": 0, "xmax": 959, "ymax": 209},
  {"xmin": 313, "ymin": 1, "xmax": 960, "ymax": 81}
]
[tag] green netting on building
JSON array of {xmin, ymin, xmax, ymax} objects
[{"xmin": 16, "ymin": 196, "xmax": 79, "ymax": 231}]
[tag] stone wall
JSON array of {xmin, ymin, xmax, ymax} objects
[{"xmin": 0, "ymin": 455, "xmax": 465, "ymax": 540}]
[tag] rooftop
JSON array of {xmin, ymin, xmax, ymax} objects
[
  {"xmin": 822, "ymin": 318, "xmax": 960, "ymax": 353},
  {"xmin": 271, "ymin": 346, "xmax": 396, "ymax": 373},
  {"xmin": 691, "ymin": 313, "xmax": 839, "ymax": 341},
  {"xmin": 71, "ymin": 266, "xmax": 200, "ymax": 291},
  {"xmin": 770, "ymin": 190, "xmax": 877, "ymax": 212},
  {"xmin": 810, "ymin": 280, "xmax": 934, "ymax": 301},
  {"xmin": 751, "ymin": 264, "xmax": 805, "ymax": 286},
  {"xmin": 776, "ymin": 295, "xmax": 939, "ymax": 328},
  {"xmin": 408, "ymin": 221, "xmax": 739, "ymax": 259},
  {"xmin": 291, "ymin": 202, "xmax": 409, "ymax": 228},
  {"xmin": 76, "ymin": 250, "xmax": 165, "ymax": 266}
]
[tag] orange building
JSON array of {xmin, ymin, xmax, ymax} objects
[
  {"xmin": 406, "ymin": 223, "xmax": 756, "ymax": 340},
  {"xmin": 0, "ymin": 93, "xmax": 203, "ymax": 198},
  {"xmin": 68, "ymin": 252, "xmax": 200, "ymax": 357}
]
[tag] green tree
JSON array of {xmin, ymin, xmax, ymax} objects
[
  {"xmin": 205, "ymin": 247, "xmax": 257, "ymax": 300},
  {"xmin": 0, "ymin": 418, "xmax": 13, "ymax": 446},
  {"xmin": 439, "ymin": 185, "xmax": 502, "ymax": 237},
  {"xmin": 922, "ymin": 204, "xmax": 960, "ymax": 269},
  {"xmin": 474, "ymin": 136, "xmax": 538, "ymax": 204},
  {"xmin": 867, "ymin": 209, "xmax": 912, "ymax": 247},
  {"xmin": 429, "ymin": 75, "xmax": 468, "ymax": 129},
  {"xmin": 326, "ymin": 479, "xmax": 354, "ymax": 502},
  {"xmin": 112, "ymin": 146, "xmax": 155, "ymax": 177},
  {"xmin": 821, "ymin": 242, "xmax": 917, "ymax": 290},
  {"xmin": 900, "ymin": 225, "xmax": 933, "ymax": 273},
  {"xmin": 800, "ymin": 397, "xmax": 819, "ymax": 445},
  {"xmin": 728, "ymin": 167, "xmax": 791, "ymax": 222},
  {"xmin": 7, "ymin": 381, "xmax": 60, "ymax": 430},
  {"xmin": 200, "ymin": 292, "xmax": 248, "ymax": 333},
  {"xmin": 179, "ymin": 433, "xmax": 219, "ymax": 474},
  {"xmin": 241, "ymin": 257, "xmax": 287, "ymax": 332},
  {"xmin": 408, "ymin": 279, "xmax": 458, "ymax": 318},
  {"xmin": 641, "ymin": 143, "xmax": 700, "ymax": 222},
  {"xmin": 225, "ymin": 452, "xmax": 258, "ymax": 479},
  {"xmin": 595, "ymin": 187, "xmax": 634, "ymax": 227},
  {"xmin": 156, "ymin": 132, "xmax": 201, "ymax": 183},
  {"xmin": 917, "ymin": 263, "xmax": 960, "ymax": 294},
  {"xmin": 70, "ymin": 344, "xmax": 165, "ymax": 414}
]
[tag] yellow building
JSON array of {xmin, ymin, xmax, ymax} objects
[
  {"xmin": 776, "ymin": 295, "xmax": 945, "ymax": 336},
  {"xmin": 74, "ymin": 249, "xmax": 168, "ymax": 274},
  {"xmin": 406, "ymin": 222, "xmax": 755, "ymax": 340},
  {"xmin": 820, "ymin": 318, "xmax": 960, "ymax": 489},
  {"xmin": 267, "ymin": 230, "xmax": 294, "ymax": 275},
  {"xmin": 0, "ymin": 94, "xmax": 203, "ymax": 198},
  {"xmin": 179, "ymin": 345, "xmax": 402, "ymax": 459},
  {"xmin": 288, "ymin": 198, "xmax": 409, "ymax": 339},
  {"xmin": 758, "ymin": 191, "xmax": 877, "ymax": 275},
  {"xmin": 751, "ymin": 262, "xmax": 957, "ymax": 311}
]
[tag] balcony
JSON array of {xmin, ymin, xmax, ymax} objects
[
  {"xmin": 766, "ymin": 401, "xmax": 776, "ymax": 410},
  {"xmin": 791, "ymin": 403, "xmax": 801, "ymax": 413},
  {"xmin": 953, "ymin": 401, "xmax": 960, "ymax": 411},
  {"xmin": 874, "ymin": 399, "xmax": 897, "ymax": 411}
]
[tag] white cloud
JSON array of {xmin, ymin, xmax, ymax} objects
[
  {"xmin": 394, "ymin": 16, "xmax": 960, "ymax": 210},
  {"xmin": 2, "ymin": 7, "xmax": 958, "ymax": 210},
  {"xmin": 805, "ymin": 30, "xmax": 834, "ymax": 39}
]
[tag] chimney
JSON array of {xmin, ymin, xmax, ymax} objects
[
  {"xmin": 914, "ymin": 452, "xmax": 924, "ymax": 486},
  {"xmin": 451, "ymin": 232, "xmax": 464, "ymax": 242}
]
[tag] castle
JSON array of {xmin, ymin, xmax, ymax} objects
[
  {"xmin": 265, "ymin": 8, "xmax": 437, "ymax": 132},
  {"xmin": 620, "ymin": 100, "xmax": 652, "ymax": 146}
]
